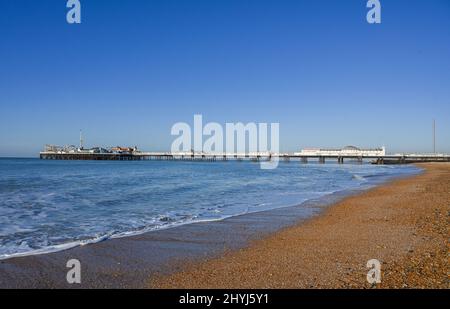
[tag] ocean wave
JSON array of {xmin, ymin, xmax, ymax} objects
[{"xmin": 352, "ymin": 174, "xmax": 367, "ymax": 181}]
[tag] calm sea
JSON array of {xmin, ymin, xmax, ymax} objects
[{"xmin": 0, "ymin": 158, "xmax": 420, "ymax": 259}]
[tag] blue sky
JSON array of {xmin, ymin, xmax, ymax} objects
[{"xmin": 0, "ymin": 0, "xmax": 449, "ymax": 156}]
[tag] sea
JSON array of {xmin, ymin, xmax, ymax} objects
[{"xmin": 0, "ymin": 158, "xmax": 421, "ymax": 260}]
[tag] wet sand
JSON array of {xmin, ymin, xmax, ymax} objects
[{"xmin": 151, "ymin": 163, "xmax": 449, "ymax": 288}]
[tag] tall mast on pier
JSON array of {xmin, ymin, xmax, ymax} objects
[
  {"xmin": 80, "ymin": 129, "xmax": 84, "ymax": 150},
  {"xmin": 433, "ymin": 119, "xmax": 436, "ymax": 154}
]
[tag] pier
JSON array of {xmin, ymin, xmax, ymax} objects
[{"xmin": 39, "ymin": 151, "xmax": 450, "ymax": 164}]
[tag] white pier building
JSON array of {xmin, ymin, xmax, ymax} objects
[{"xmin": 295, "ymin": 146, "xmax": 386, "ymax": 157}]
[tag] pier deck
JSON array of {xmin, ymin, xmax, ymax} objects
[{"xmin": 39, "ymin": 152, "xmax": 450, "ymax": 164}]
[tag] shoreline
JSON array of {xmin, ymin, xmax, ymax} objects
[
  {"xmin": 0, "ymin": 163, "xmax": 446, "ymax": 288},
  {"xmin": 0, "ymin": 177, "xmax": 360, "ymax": 288},
  {"xmin": 0, "ymin": 185, "xmax": 360, "ymax": 262},
  {"xmin": 150, "ymin": 163, "xmax": 449, "ymax": 288},
  {"xmin": 0, "ymin": 161, "xmax": 420, "ymax": 262}
]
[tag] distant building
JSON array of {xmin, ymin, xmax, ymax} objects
[
  {"xmin": 43, "ymin": 144, "xmax": 138, "ymax": 155},
  {"xmin": 111, "ymin": 146, "xmax": 138, "ymax": 154},
  {"xmin": 295, "ymin": 146, "xmax": 386, "ymax": 157}
]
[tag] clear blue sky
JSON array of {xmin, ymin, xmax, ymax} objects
[{"xmin": 1, "ymin": 0, "xmax": 449, "ymax": 157}]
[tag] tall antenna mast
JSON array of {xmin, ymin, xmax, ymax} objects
[
  {"xmin": 433, "ymin": 119, "xmax": 436, "ymax": 154},
  {"xmin": 80, "ymin": 129, "xmax": 84, "ymax": 149}
]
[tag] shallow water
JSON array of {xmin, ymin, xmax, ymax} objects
[{"xmin": 0, "ymin": 158, "xmax": 420, "ymax": 259}]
